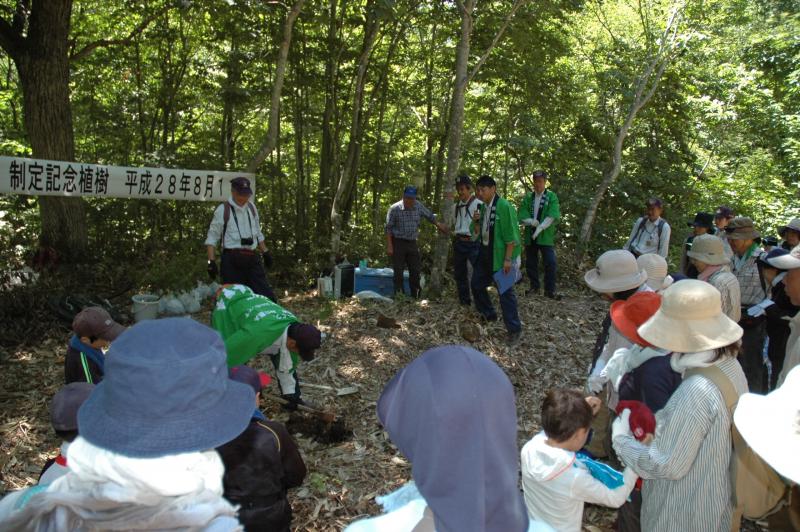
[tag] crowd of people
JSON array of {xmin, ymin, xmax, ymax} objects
[{"xmin": 1, "ymin": 174, "xmax": 798, "ymax": 531}]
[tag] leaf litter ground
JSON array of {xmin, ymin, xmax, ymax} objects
[{"xmin": 0, "ymin": 277, "xmax": 763, "ymax": 531}]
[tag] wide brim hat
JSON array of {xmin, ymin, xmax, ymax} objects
[
  {"xmin": 778, "ymin": 218, "xmax": 800, "ymax": 237},
  {"xmin": 767, "ymin": 244, "xmax": 800, "ymax": 270},
  {"xmin": 610, "ymin": 292, "xmax": 661, "ymax": 346},
  {"xmin": 724, "ymin": 216, "xmax": 760, "ymax": 240},
  {"xmin": 734, "ymin": 365, "xmax": 800, "ymax": 483},
  {"xmin": 687, "ymin": 212, "xmax": 714, "ymax": 229},
  {"xmin": 584, "ymin": 250, "xmax": 648, "ymax": 293},
  {"xmin": 637, "ymin": 279, "xmax": 743, "ymax": 353},
  {"xmin": 78, "ymin": 317, "xmax": 254, "ymax": 458},
  {"xmin": 636, "ymin": 253, "xmax": 674, "ymax": 292},
  {"xmin": 687, "ymin": 234, "xmax": 730, "ymax": 266}
]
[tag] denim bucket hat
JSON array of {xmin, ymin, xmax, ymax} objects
[{"xmin": 78, "ymin": 317, "xmax": 254, "ymax": 458}]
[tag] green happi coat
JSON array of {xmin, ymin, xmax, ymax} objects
[
  {"xmin": 211, "ymin": 284, "xmax": 299, "ymax": 368},
  {"xmin": 479, "ymin": 195, "xmax": 521, "ymax": 273},
  {"xmin": 518, "ymin": 189, "xmax": 560, "ymax": 246}
]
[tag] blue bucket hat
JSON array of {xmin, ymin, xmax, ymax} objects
[{"xmin": 78, "ymin": 317, "xmax": 254, "ymax": 458}]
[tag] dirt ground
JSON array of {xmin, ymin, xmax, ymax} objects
[{"xmin": 0, "ymin": 278, "xmax": 641, "ymax": 530}]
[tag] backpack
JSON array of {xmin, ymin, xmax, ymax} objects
[
  {"xmin": 222, "ymin": 201, "xmax": 257, "ymax": 251},
  {"xmin": 631, "ymin": 217, "xmax": 666, "ymax": 249},
  {"xmin": 685, "ymin": 365, "xmax": 789, "ymax": 524}
]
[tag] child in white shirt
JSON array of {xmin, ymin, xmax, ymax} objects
[{"xmin": 521, "ymin": 389, "xmax": 638, "ymax": 532}]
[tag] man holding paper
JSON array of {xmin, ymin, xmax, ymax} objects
[
  {"xmin": 518, "ymin": 169, "xmax": 561, "ymax": 299},
  {"xmin": 471, "ymin": 175, "xmax": 523, "ymax": 344}
]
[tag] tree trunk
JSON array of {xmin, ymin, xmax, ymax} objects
[
  {"xmin": 245, "ymin": 0, "xmax": 305, "ymax": 174},
  {"xmin": 429, "ymin": 0, "xmax": 475, "ymax": 294},
  {"xmin": 7, "ymin": 0, "xmax": 88, "ymax": 261},
  {"xmin": 329, "ymin": 4, "xmax": 381, "ymax": 262}
]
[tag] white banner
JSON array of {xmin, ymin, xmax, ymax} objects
[{"xmin": 0, "ymin": 156, "xmax": 255, "ymax": 202}]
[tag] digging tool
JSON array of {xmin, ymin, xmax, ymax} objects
[
  {"xmin": 265, "ymin": 393, "xmax": 337, "ymax": 423},
  {"xmin": 302, "ymin": 382, "xmax": 360, "ymax": 396}
]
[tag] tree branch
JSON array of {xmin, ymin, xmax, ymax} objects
[
  {"xmin": 467, "ymin": 0, "xmax": 528, "ymax": 84},
  {"xmin": 69, "ymin": 5, "xmax": 171, "ymax": 62},
  {"xmin": 0, "ymin": 16, "xmax": 23, "ymax": 60}
]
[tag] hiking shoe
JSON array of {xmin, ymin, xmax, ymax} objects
[
  {"xmin": 545, "ymin": 292, "xmax": 562, "ymax": 301},
  {"xmin": 507, "ymin": 330, "xmax": 522, "ymax": 345}
]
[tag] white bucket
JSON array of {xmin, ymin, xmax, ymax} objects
[{"xmin": 132, "ymin": 294, "xmax": 160, "ymax": 322}]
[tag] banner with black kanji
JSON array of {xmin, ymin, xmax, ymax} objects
[{"xmin": 0, "ymin": 156, "xmax": 255, "ymax": 201}]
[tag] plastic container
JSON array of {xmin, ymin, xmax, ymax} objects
[
  {"xmin": 354, "ymin": 267, "xmax": 410, "ymax": 297},
  {"xmin": 132, "ymin": 294, "xmax": 160, "ymax": 322}
]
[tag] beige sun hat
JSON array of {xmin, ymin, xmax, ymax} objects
[
  {"xmin": 734, "ymin": 365, "xmax": 800, "ymax": 483},
  {"xmin": 636, "ymin": 254, "xmax": 674, "ymax": 292},
  {"xmin": 584, "ymin": 250, "xmax": 648, "ymax": 294},
  {"xmin": 637, "ymin": 279, "xmax": 743, "ymax": 353},
  {"xmin": 724, "ymin": 216, "xmax": 760, "ymax": 240},
  {"xmin": 686, "ymin": 234, "xmax": 730, "ymax": 266},
  {"xmin": 778, "ymin": 218, "xmax": 800, "ymax": 237}
]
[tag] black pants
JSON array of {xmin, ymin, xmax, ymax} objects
[
  {"xmin": 766, "ymin": 321, "xmax": 790, "ymax": 390},
  {"xmin": 221, "ymin": 249, "xmax": 277, "ymax": 302},
  {"xmin": 392, "ymin": 238, "xmax": 422, "ymax": 298},
  {"xmin": 525, "ymin": 242, "xmax": 557, "ymax": 294},
  {"xmin": 453, "ymin": 239, "xmax": 479, "ymax": 305},
  {"xmin": 739, "ymin": 320, "xmax": 766, "ymax": 393}
]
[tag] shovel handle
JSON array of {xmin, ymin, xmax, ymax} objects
[{"xmin": 265, "ymin": 393, "xmax": 336, "ymax": 421}]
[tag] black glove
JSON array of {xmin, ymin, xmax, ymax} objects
[
  {"xmin": 262, "ymin": 250, "xmax": 274, "ymax": 269},
  {"xmin": 280, "ymin": 394, "xmax": 299, "ymax": 411},
  {"xmin": 207, "ymin": 260, "xmax": 218, "ymax": 280}
]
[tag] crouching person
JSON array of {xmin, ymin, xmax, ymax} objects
[
  {"xmin": 212, "ymin": 284, "xmax": 322, "ymax": 409},
  {"xmin": 219, "ymin": 365, "xmax": 307, "ymax": 532}
]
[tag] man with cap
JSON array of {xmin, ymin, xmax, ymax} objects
[
  {"xmin": 726, "ymin": 216, "xmax": 767, "ymax": 393},
  {"xmin": 778, "ymin": 218, "xmax": 800, "ymax": 250},
  {"xmin": 518, "ymin": 170, "xmax": 561, "ymax": 299},
  {"xmin": 65, "ymin": 306, "xmax": 126, "ymax": 385},
  {"xmin": 39, "ymin": 382, "xmax": 95, "ymax": 485},
  {"xmin": 212, "ymin": 284, "xmax": 322, "ymax": 409},
  {"xmin": 0, "ymin": 318, "xmax": 255, "ymax": 530},
  {"xmin": 714, "ymin": 205, "xmax": 736, "ymax": 258},
  {"xmin": 766, "ymin": 246, "xmax": 800, "ymax": 387},
  {"xmin": 385, "ymin": 185, "xmax": 447, "ymax": 298},
  {"xmin": 218, "ymin": 365, "xmax": 307, "ymax": 531},
  {"xmin": 445, "ymin": 174, "xmax": 482, "ymax": 306},
  {"xmin": 679, "ymin": 212, "xmax": 715, "ymax": 278},
  {"xmin": 205, "ymin": 176, "xmax": 277, "ymax": 302},
  {"xmin": 471, "ymin": 175, "xmax": 523, "ymax": 344},
  {"xmin": 623, "ymin": 197, "xmax": 671, "ymax": 258}
]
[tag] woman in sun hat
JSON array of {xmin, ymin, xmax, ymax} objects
[
  {"xmin": 688, "ymin": 233, "xmax": 741, "ymax": 322},
  {"xmin": 0, "ymin": 318, "xmax": 256, "ymax": 531},
  {"xmin": 611, "ymin": 280, "xmax": 747, "ymax": 532},
  {"xmin": 636, "ymin": 254, "xmax": 674, "ymax": 293},
  {"xmin": 778, "ymin": 218, "xmax": 800, "ymax": 250}
]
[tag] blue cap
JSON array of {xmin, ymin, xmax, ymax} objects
[{"xmin": 403, "ymin": 185, "xmax": 417, "ymax": 198}]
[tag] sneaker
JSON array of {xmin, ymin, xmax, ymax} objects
[
  {"xmin": 507, "ymin": 330, "xmax": 522, "ymax": 345},
  {"xmin": 545, "ymin": 292, "xmax": 562, "ymax": 301}
]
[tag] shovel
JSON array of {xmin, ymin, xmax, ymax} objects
[
  {"xmin": 265, "ymin": 393, "xmax": 337, "ymax": 423},
  {"xmin": 302, "ymin": 382, "xmax": 360, "ymax": 396}
]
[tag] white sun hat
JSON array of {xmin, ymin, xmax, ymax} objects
[
  {"xmin": 584, "ymin": 250, "xmax": 648, "ymax": 294},
  {"xmin": 637, "ymin": 253, "xmax": 674, "ymax": 292},
  {"xmin": 637, "ymin": 279, "xmax": 743, "ymax": 353},
  {"xmin": 734, "ymin": 365, "xmax": 800, "ymax": 483},
  {"xmin": 767, "ymin": 244, "xmax": 800, "ymax": 270}
]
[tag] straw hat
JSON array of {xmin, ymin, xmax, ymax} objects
[
  {"xmin": 637, "ymin": 280, "xmax": 743, "ymax": 353},
  {"xmin": 734, "ymin": 365, "xmax": 800, "ymax": 483},
  {"xmin": 724, "ymin": 216, "xmax": 760, "ymax": 240},
  {"xmin": 610, "ymin": 292, "xmax": 661, "ymax": 346},
  {"xmin": 687, "ymin": 234, "xmax": 729, "ymax": 266},
  {"xmin": 636, "ymin": 254, "xmax": 674, "ymax": 292},
  {"xmin": 584, "ymin": 250, "xmax": 648, "ymax": 294}
]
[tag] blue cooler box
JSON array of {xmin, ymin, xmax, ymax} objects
[{"xmin": 354, "ymin": 267, "xmax": 410, "ymax": 297}]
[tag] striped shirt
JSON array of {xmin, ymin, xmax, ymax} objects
[
  {"xmin": 385, "ymin": 200, "xmax": 436, "ymax": 240},
  {"xmin": 731, "ymin": 245, "xmax": 765, "ymax": 306},
  {"xmin": 707, "ymin": 267, "xmax": 741, "ymax": 322},
  {"xmin": 613, "ymin": 356, "xmax": 747, "ymax": 532}
]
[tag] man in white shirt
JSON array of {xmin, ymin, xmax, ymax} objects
[
  {"xmin": 623, "ymin": 197, "xmax": 671, "ymax": 258},
  {"xmin": 205, "ymin": 177, "xmax": 276, "ymax": 302},
  {"xmin": 448, "ymin": 174, "xmax": 482, "ymax": 305}
]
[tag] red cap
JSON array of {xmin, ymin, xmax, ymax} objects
[
  {"xmin": 616, "ymin": 400, "xmax": 656, "ymax": 441},
  {"xmin": 610, "ymin": 292, "xmax": 661, "ymax": 347}
]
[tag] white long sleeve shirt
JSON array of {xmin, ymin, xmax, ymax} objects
[
  {"xmin": 625, "ymin": 217, "xmax": 671, "ymax": 258},
  {"xmin": 521, "ymin": 432, "xmax": 637, "ymax": 532},
  {"xmin": 204, "ymin": 198, "xmax": 265, "ymax": 250}
]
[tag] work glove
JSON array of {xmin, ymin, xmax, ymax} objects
[
  {"xmin": 747, "ymin": 298, "xmax": 774, "ymax": 317},
  {"xmin": 612, "ymin": 408, "xmax": 633, "ymax": 442},
  {"xmin": 587, "ymin": 359, "xmax": 607, "ymax": 394},
  {"xmin": 262, "ymin": 250, "xmax": 274, "ymax": 269},
  {"xmin": 520, "ymin": 218, "xmax": 538, "ymax": 227},
  {"xmin": 207, "ymin": 260, "xmax": 218, "ymax": 280}
]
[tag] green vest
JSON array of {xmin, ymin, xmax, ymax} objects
[
  {"xmin": 211, "ymin": 284, "xmax": 299, "ymax": 368},
  {"xmin": 479, "ymin": 195, "xmax": 521, "ymax": 272},
  {"xmin": 518, "ymin": 189, "xmax": 560, "ymax": 246}
]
